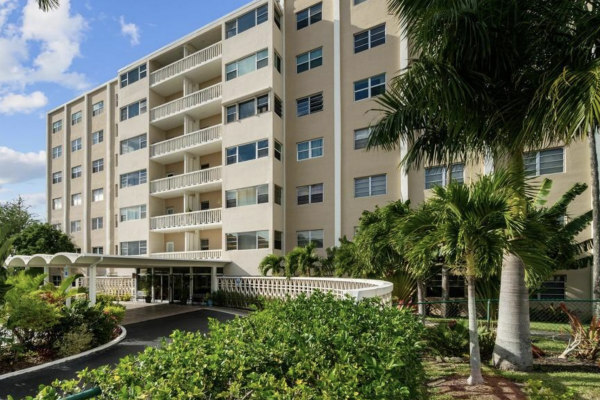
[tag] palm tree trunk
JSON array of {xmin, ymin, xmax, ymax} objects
[
  {"xmin": 589, "ymin": 126, "xmax": 600, "ymax": 318},
  {"xmin": 466, "ymin": 275, "xmax": 484, "ymax": 385},
  {"xmin": 493, "ymin": 253, "xmax": 533, "ymax": 370},
  {"xmin": 441, "ymin": 266, "xmax": 449, "ymax": 317},
  {"xmin": 417, "ymin": 279, "xmax": 426, "ymax": 316}
]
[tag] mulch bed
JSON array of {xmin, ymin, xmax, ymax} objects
[
  {"xmin": 429, "ymin": 375, "xmax": 527, "ymax": 400},
  {"xmin": 534, "ymin": 357, "xmax": 600, "ymax": 373}
]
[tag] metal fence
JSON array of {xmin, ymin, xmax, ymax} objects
[{"xmin": 414, "ymin": 299, "xmax": 598, "ymax": 329}]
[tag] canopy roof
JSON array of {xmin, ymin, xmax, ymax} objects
[{"xmin": 5, "ymin": 253, "xmax": 230, "ymax": 268}]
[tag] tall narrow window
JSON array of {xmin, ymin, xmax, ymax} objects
[
  {"xmin": 52, "ymin": 145, "xmax": 62, "ymax": 159},
  {"xmin": 92, "ymin": 159, "xmax": 104, "ymax": 173},
  {"xmin": 92, "ymin": 130, "xmax": 104, "ymax": 145},
  {"xmin": 52, "ymin": 120, "xmax": 62, "ymax": 133},
  {"xmin": 71, "ymin": 111, "xmax": 82, "ymax": 125}
]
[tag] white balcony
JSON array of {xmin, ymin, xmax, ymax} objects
[
  {"xmin": 150, "ymin": 125, "xmax": 222, "ymax": 164},
  {"xmin": 150, "ymin": 42, "xmax": 222, "ymax": 97},
  {"xmin": 150, "ymin": 209, "xmax": 222, "ymax": 232},
  {"xmin": 150, "ymin": 167, "xmax": 222, "ymax": 198},
  {"xmin": 150, "ymin": 84, "xmax": 222, "ymax": 130},
  {"xmin": 151, "ymin": 250, "xmax": 223, "ymax": 261}
]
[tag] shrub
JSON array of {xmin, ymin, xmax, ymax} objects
[
  {"xmin": 35, "ymin": 293, "xmax": 426, "ymax": 400},
  {"xmin": 426, "ymin": 320, "xmax": 469, "ymax": 357},
  {"xmin": 211, "ymin": 289, "xmax": 265, "ymax": 310},
  {"xmin": 54, "ymin": 324, "xmax": 93, "ymax": 358},
  {"xmin": 559, "ymin": 303, "xmax": 600, "ymax": 360},
  {"xmin": 524, "ymin": 380, "xmax": 578, "ymax": 400},
  {"xmin": 477, "ymin": 326, "xmax": 496, "ymax": 361}
]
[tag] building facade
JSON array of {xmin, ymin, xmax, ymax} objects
[{"xmin": 46, "ymin": 0, "xmax": 593, "ymax": 300}]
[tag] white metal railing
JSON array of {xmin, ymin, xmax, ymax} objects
[
  {"xmin": 150, "ymin": 125, "xmax": 222, "ymax": 158},
  {"xmin": 150, "ymin": 83, "xmax": 222, "ymax": 122},
  {"xmin": 150, "ymin": 42, "xmax": 222, "ymax": 86},
  {"xmin": 150, "ymin": 208, "xmax": 222, "ymax": 230},
  {"xmin": 217, "ymin": 277, "xmax": 393, "ymax": 305},
  {"xmin": 77, "ymin": 277, "xmax": 135, "ymax": 299},
  {"xmin": 150, "ymin": 166, "xmax": 221, "ymax": 194},
  {"xmin": 152, "ymin": 250, "xmax": 223, "ymax": 260}
]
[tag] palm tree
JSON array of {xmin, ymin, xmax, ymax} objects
[
  {"xmin": 285, "ymin": 243, "xmax": 320, "ymax": 278},
  {"xmin": 371, "ymin": 0, "xmax": 579, "ymax": 370},
  {"xmin": 36, "ymin": 0, "xmax": 59, "ymax": 11},
  {"xmin": 259, "ymin": 254, "xmax": 285, "ymax": 276},
  {"xmin": 402, "ymin": 172, "xmax": 525, "ymax": 384}
]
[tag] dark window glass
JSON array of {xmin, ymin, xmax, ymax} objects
[
  {"xmin": 257, "ymin": 95, "xmax": 269, "ymax": 113},
  {"xmin": 238, "ymin": 142, "xmax": 256, "ymax": 162},
  {"xmin": 237, "ymin": 10, "xmax": 256, "ymax": 34},
  {"xmin": 275, "ymin": 96, "xmax": 283, "ymax": 117},
  {"xmin": 239, "ymin": 99, "xmax": 255, "ymax": 119}
]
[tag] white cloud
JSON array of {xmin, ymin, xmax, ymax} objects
[
  {"xmin": 0, "ymin": 91, "xmax": 47, "ymax": 114},
  {"xmin": 0, "ymin": 146, "xmax": 45, "ymax": 185},
  {"xmin": 21, "ymin": 191, "xmax": 46, "ymax": 207},
  {"xmin": 119, "ymin": 16, "xmax": 139, "ymax": 46}
]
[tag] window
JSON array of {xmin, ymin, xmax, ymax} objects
[
  {"xmin": 120, "ymin": 134, "xmax": 147, "ymax": 154},
  {"xmin": 92, "ymin": 101, "xmax": 104, "ymax": 116},
  {"xmin": 354, "ymin": 73, "xmax": 386, "ymax": 101},
  {"xmin": 274, "ymin": 8, "xmax": 281, "ymax": 29},
  {"xmin": 274, "ymin": 96, "xmax": 283, "ymax": 117},
  {"xmin": 71, "ymin": 193, "xmax": 82, "ymax": 206},
  {"xmin": 226, "ymin": 231, "xmax": 269, "ymax": 250},
  {"xmin": 52, "ymin": 223, "xmax": 61, "ymax": 231},
  {"xmin": 274, "ymin": 140, "xmax": 282, "ymax": 161},
  {"xmin": 427, "ymin": 272, "xmax": 465, "ymax": 298},
  {"xmin": 274, "ymin": 185, "xmax": 282, "ymax": 205},
  {"xmin": 52, "ymin": 145, "xmax": 62, "ymax": 159},
  {"xmin": 92, "ymin": 130, "xmax": 104, "ymax": 145},
  {"xmin": 274, "ymin": 52, "xmax": 282, "ymax": 73},
  {"xmin": 274, "ymin": 231, "xmax": 283, "ymax": 250},
  {"xmin": 226, "ymin": 140, "xmax": 269, "ymax": 165},
  {"xmin": 71, "ymin": 165, "xmax": 82, "ymax": 179},
  {"xmin": 52, "ymin": 171, "xmax": 62, "ymax": 184},
  {"xmin": 71, "ymin": 138, "xmax": 82, "ymax": 152},
  {"xmin": 92, "ymin": 188, "xmax": 104, "ymax": 202},
  {"xmin": 354, "ymin": 24, "xmax": 386, "ymax": 53},
  {"xmin": 225, "ymin": 4, "xmax": 268, "ymax": 38},
  {"xmin": 296, "ymin": 93, "xmax": 323, "ymax": 116},
  {"xmin": 297, "ymin": 183, "xmax": 323, "ymax": 205},
  {"xmin": 354, "ymin": 174, "xmax": 387, "ymax": 197},
  {"xmin": 226, "ymin": 49, "xmax": 268, "ymax": 81},
  {"xmin": 532, "ymin": 275, "xmax": 566, "ymax": 300},
  {"xmin": 120, "ymin": 240, "xmax": 147, "ymax": 255},
  {"xmin": 354, "ymin": 128, "xmax": 371, "ymax": 150},
  {"xmin": 92, "ymin": 247, "xmax": 104, "ymax": 255},
  {"xmin": 297, "ymin": 138, "xmax": 323, "ymax": 160},
  {"xmin": 296, "ymin": 48, "xmax": 322, "ymax": 73},
  {"xmin": 120, "ymin": 63, "xmax": 147, "ymax": 88},
  {"xmin": 424, "ymin": 163, "xmax": 464, "ymax": 189},
  {"xmin": 92, "ymin": 159, "xmax": 104, "ymax": 173},
  {"xmin": 120, "ymin": 204, "xmax": 147, "ymax": 222},
  {"xmin": 226, "ymin": 105, "xmax": 237, "ymax": 123},
  {"xmin": 70, "ymin": 220, "xmax": 81, "ymax": 233},
  {"xmin": 257, "ymin": 95, "xmax": 269, "ymax": 114},
  {"xmin": 200, "ymin": 239, "xmax": 210, "ymax": 251},
  {"xmin": 120, "ymin": 99, "xmax": 147, "ymax": 121},
  {"xmin": 52, "ymin": 120, "xmax": 62, "ymax": 133},
  {"xmin": 91, "ymin": 217, "xmax": 103, "ymax": 230},
  {"xmin": 524, "ymin": 148, "xmax": 564, "ymax": 177},
  {"xmin": 52, "ymin": 198, "xmax": 62, "ymax": 210},
  {"xmin": 226, "ymin": 184, "xmax": 269, "ymax": 208},
  {"xmin": 226, "ymin": 95, "xmax": 270, "ymax": 122},
  {"xmin": 297, "ymin": 229, "xmax": 323, "ymax": 248},
  {"xmin": 71, "ymin": 111, "xmax": 82, "ymax": 125},
  {"xmin": 52, "ymin": 275, "xmax": 62, "ymax": 286},
  {"xmin": 120, "ymin": 169, "xmax": 147, "ymax": 188},
  {"xmin": 354, "ymin": 0, "xmax": 368, "ymax": 4},
  {"xmin": 297, "ymin": 2, "xmax": 322, "ymax": 30}
]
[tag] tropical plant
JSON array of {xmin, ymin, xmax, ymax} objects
[
  {"xmin": 371, "ymin": 0, "xmax": 589, "ymax": 370},
  {"xmin": 425, "ymin": 321, "xmax": 469, "ymax": 358},
  {"xmin": 0, "ymin": 225, "xmax": 16, "ymax": 302},
  {"xmin": 258, "ymin": 254, "xmax": 285, "ymax": 276},
  {"xmin": 558, "ymin": 303, "xmax": 600, "ymax": 361},
  {"xmin": 12, "ymin": 223, "xmax": 76, "ymax": 255},
  {"xmin": 38, "ymin": 274, "xmax": 86, "ymax": 304},
  {"xmin": 285, "ymin": 242, "xmax": 320, "ymax": 277},
  {"xmin": 36, "ymin": 0, "xmax": 59, "ymax": 11}
]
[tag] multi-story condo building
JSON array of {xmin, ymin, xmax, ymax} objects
[{"xmin": 46, "ymin": 0, "xmax": 594, "ymax": 301}]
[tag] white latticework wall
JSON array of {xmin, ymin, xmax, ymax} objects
[
  {"xmin": 77, "ymin": 277, "xmax": 135, "ymax": 299},
  {"xmin": 217, "ymin": 277, "xmax": 393, "ymax": 305}
]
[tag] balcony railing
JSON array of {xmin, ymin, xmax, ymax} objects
[
  {"xmin": 150, "ymin": 42, "xmax": 222, "ymax": 86},
  {"xmin": 150, "ymin": 166, "xmax": 221, "ymax": 194},
  {"xmin": 150, "ymin": 125, "xmax": 222, "ymax": 158},
  {"xmin": 152, "ymin": 250, "xmax": 223, "ymax": 260},
  {"xmin": 150, "ymin": 84, "xmax": 222, "ymax": 122},
  {"xmin": 150, "ymin": 209, "xmax": 222, "ymax": 231}
]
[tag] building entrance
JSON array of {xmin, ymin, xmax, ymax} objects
[{"xmin": 136, "ymin": 266, "xmax": 216, "ymax": 303}]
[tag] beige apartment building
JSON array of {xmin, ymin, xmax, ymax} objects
[{"xmin": 46, "ymin": 0, "xmax": 594, "ymax": 301}]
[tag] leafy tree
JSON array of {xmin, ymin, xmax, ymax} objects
[
  {"xmin": 0, "ymin": 225, "xmax": 15, "ymax": 301},
  {"xmin": 329, "ymin": 236, "xmax": 360, "ymax": 277},
  {"xmin": 0, "ymin": 196, "xmax": 34, "ymax": 239},
  {"xmin": 258, "ymin": 254, "xmax": 285, "ymax": 276},
  {"xmin": 285, "ymin": 243, "xmax": 320, "ymax": 278},
  {"xmin": 12, "ymin": 222, "xmax": 76, "ymax": 255}
]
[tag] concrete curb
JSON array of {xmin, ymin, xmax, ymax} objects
[{"xmin": 0, "ymin": 325, "xmax": 127, "ymax": 381}]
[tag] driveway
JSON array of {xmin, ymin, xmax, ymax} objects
[{"xmin": 0, "ymin": 309, "xmax": 236, "ymax": 400}]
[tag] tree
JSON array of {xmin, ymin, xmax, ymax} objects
[
  {"xmin": 0, "ymin": 196, "xmax": 34, "ymax": 239},
  {"xmin": 285, "ymin": 243, "xmax": 320, "ymax": 278},
  {"xmin": 0, "ymin": 225, "xmax": 16, "ymax": 302},
  {"xmin": 371, "ymin": 0, "xmax": 582, "ymax": 370},
  {"xmin": 259, "ymin": 254, "xmax": 285, "ymax": 276},
  {"xmin": 12, "ymin": 222, "xmax": 76, "ymax": 255},
  {"xmin": 36, "ymin": 0, "xmax": 59, "ymax": 11}
]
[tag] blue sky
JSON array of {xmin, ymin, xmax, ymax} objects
[{"xmin": 0, "ymin": 0, "xmax": 250, "ymax": 220}]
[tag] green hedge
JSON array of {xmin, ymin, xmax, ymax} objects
[{"xmin": 32, "ymin": 293, "xmax": 425, "ymax": 399}]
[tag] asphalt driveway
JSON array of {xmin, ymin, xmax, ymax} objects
[{"xmin": 0, "ymin": 309, "xmax": 236, "ymax": 400}]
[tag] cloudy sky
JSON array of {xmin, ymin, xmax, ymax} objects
[{"xmin": 0, "ymin": 0, "xmax": 249, "ymax": 220}]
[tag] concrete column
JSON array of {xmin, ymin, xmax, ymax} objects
[
  {"xmin": 189, "ymin": 266, "xmax": 193, "ymax": 304},
  {"xmin": 151, "ymin": 268, "xmax": 155, "ymax": 302},
  {"xmin": 44, "ymin": 266, "xmax": 50, "ymax": 283},
  {"xmin": 183, "ymin": 77, "xmax": 193, "ymax": 96},
  {"xmin": 64, "ymin": 266, "xmax": 72, "ymax": 307},
  {"xmin": 88, "ymin": 264, "xmax": 97, "ymax": 305},
  {"xmin": 62, "ymin": 105, "xmax": 70, "ymax": 234},
  {"xmin": 104, "ymin": 83, "xmax": 114, "ymax": 254},
  {"xmin": 210, "ymin": 266, "xmax": 218, "ymax": 293}
]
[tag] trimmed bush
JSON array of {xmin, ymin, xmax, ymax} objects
[
  {"xmin": 33, "ymin": 293, "xmax": 426, "ymax": 399},
  {"xmin": 425, "ymin": 320, "xmax": 469, "ymax": 357}
]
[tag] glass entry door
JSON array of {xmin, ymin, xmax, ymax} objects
[{"xmin": 171, "ymin": 272, "xmax": 190, "ymax": 304}]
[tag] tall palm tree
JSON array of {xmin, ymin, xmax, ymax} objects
[
  {"xmin": 402, "ymin": 172, "xmax": 528, "ymax": 384},
  {"xmin": 370, "ymin": 0, "xmax": 578, "ymax": 370}
]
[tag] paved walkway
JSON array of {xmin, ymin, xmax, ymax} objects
[{"xmin": 0, "ymin": 309, "xmax": 236, "ymax": 400}]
